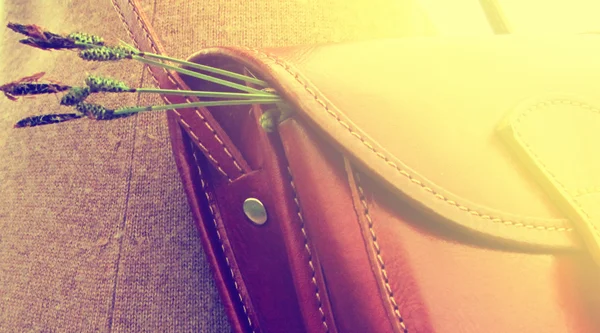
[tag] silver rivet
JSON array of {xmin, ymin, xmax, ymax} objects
[{"xmin": 243, "ymin": 198, "xmax": 267, "ymax": 225}]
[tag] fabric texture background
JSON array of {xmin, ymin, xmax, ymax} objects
[{"xmin": 0, "ymin": 0, "xmax": 434, "ymax": 332}]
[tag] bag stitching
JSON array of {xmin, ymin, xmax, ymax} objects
[
  {"xmin": 354, "ymin": 171, "xmax": 408, "ymax": 333},
  {"xmin": 126, "ymin": 0, "xmax": 244, "ymax": 177},
  {"xmin": 513, "ymin": 100, "xmax": 599, "ymax": 236},
  {"xmin": 110, "ymin": 0, "xmax": 244, "ymax": 181},
  {"xmin": 572, "ymin": 186, "xmax": 600, "ymax": 198},
  {"xmin": 190, "ymin": 144, "xmax": 255, "ymax": 333},
  {"xmin": 245, "ymin": 47, "xmax": 573, "ymax": 233},
  {"xmin": 286, "ymin": 166, "xmax": 330, "ymax": 332}
]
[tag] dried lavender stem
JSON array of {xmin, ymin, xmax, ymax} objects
[
  {"xmin": 14, "ymin": 113, "xmax": 84, "ymax": 128},
  {"xmin": 134, "ymin": 88, "xmax": 281, "ymax": 100},
  {"xmin": 113, "ymin": 99, "xmax": 278, "ymax": 116},
  {"xmin": 84, "ymin": 74, "xmax": 277, "ymax": 99},
  {"xmin": 131, "ymin": 56, "xmax": 268, "ymax": 95},
  {"xmin": 82, "ymin": 75, "xmax": 276, "ymax": 99},
  {"xmin": 137, "ymin": 52, "xmax": 269, "ymax": 87},
  {"xmin": 3, "ymin": 83, "xmax": 71, "ymax": 97}
]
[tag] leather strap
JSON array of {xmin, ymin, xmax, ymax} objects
[
  {"xmin": 110, "ymin": 2, "xmax": 264, "ymax": 331},
  {"xmin": 110, "ymin": 0, "xmax": 251, "ymax": 181}
]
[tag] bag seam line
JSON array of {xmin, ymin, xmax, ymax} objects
[
  {"xmin": 286, "ymin": 166, "xmax": 330, "ymax": 332},
  {"xmin": 246, "ymin": 47, "xmax": 573, "ymax": 233},
  {"xmin": 111, "ymin": 0, "xmax": 243, "ymax": 181},
  {"xmin": 128, "ymin": 0, "xmax": 243, "ymax": 176},
  {"xmin": 190, "ymin": 144, "xmax": 255, "ymax": 333},
  {"xmin": 512, "ymin": 99, "xmax": 599, "ymax": 236},
  {"xmin": 354, "ymin": 171, "xmax": 408, "ymax": 333}
]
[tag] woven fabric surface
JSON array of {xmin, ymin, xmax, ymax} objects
[{"xmin": 0, "ymin": 0, "xmax": 434, "ymax": 332}]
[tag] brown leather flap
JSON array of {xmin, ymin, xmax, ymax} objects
[{"xmin": 186, "ymin": 36, "xmax": 600, "ymax": 252}]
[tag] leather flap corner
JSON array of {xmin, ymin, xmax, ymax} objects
[{"xmin": 497, "ymin": 94, "xmax": 600, "ymax": 263}]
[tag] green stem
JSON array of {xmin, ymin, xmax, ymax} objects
[
  {"xmin": 135, "ymin": 88, "xmax": 281, "ymax": 100},
  {"xmin": 74, "ymin": 42, "xmax": 101, "ymax": 49},
  {"xmin": 139, "ymin": 52, "xmax": 269, "ymax": 87},
  {"xmin": 113, "ymin": 99, "xmax": 279, "ymax": 115},
  {"xmin": 132, "ymin": 55, "xmax": 268, "ymax": 95}
]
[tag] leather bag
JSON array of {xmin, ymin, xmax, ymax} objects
[{"xmin": 114, "ymin": 1, "xmax": 600, "ymax": 331}]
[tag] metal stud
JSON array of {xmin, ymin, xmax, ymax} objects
[{"xmin": 243, "ymin": 198, "xmax": 267, "ymax": 225}]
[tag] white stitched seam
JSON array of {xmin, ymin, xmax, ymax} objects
[
  {"xmin": 354, "ymin": 172, "xmax": 408, "ymax": 333},
  {"xmin": 286, "ymin": 166, "xmax": 330, "ymax": 332},
  {"xmin": 245, "ymin": 47, "xmax": 573, "ymax": 233},
  {"xmin": 513, "ymin": 100, "xmax": 599, "ymax": 236},
  {"xmin": 190, "ymin": 144, "xmax": 255, "ymax": 333},
  {"xmin": 115, "ymin": 0, "xmax": 244, "ymax": 181}
]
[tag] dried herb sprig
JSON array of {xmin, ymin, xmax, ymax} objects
[
  {"xmin": 84, "ymin": 74, "xmax": 280, "ymax": 100},
  {"xmin": 19, "ymin": 73, "xmax": 282, "ymax": 107},
  {"xmin": 78, "ymin": 51, "xmax": 271, "ymax": 95},
  {"xmin": 60, "ymin": 87, "xmax": 91, "ymax": 105},
  {"xmin": 60, "ymin": 75, "xmax": 281, "ymax": 105},
  {"xmin": 86, "ymin": 75, "xmax": 133, "ymax": 93},
  {"xmin": 0, "ymin": 72, "xmax": 70, "ymax": 101},
  {"xmin": 76, "ymin": 102, "xmax": 133, "ymax": 120},
  {"xmin": 7, "ymin": 22, "xmax": 61, "ymax": 40},
  {"xmin": 7, "ymin": 23, "xmax": 294, "ymax": 132},
  {"xmin": 112, "ymin": 99, "xmax": 281, "ymax": 117},
  {"xmin": 8, "ymin": 23, "xmax": 273, "ymax": 93},
  {"xmin": 13, "ymin": 97, "xmax": 282, "ymax": 128},
  {"xmin": 8, "ymin": 22, "xmax": 103, "ymax": 50},
  {"xmin": 127, "ymin": 48, "xmax": 269, "ymax": 87},
  {"xmin": 4, "ymin": 82, "xmax": 71, "ymax": 99},
  {"xmin": 14, "ymin": 113, "xmax": 84, "ymax": 128},
  {"xmin": 60, "ymin": 75, "xmax": 135, "ymax": 106},
  {"xmin": 67, "ymin": 32, "xmax": 104, "ymax": 46},
  {"xmin": 133, "ymin": 88, "xmax": 282, "ymax": 100},
  {"xmin": 19, "ymin": 37, "xmax": 79, "ymax": 50},
  {"xmin": 79, "ymin": 45, "xmax": 134, "ymax": 61},
  {"xmin": 117, "ymin": 41, "xmax": 269, "ymax": 88},
  {"xmin": 133, "ymin": 57, "xmax": 269, "ymax": 94},
  {"xmin": 74, "ymin": 99, "xmax": 282, "ymax": 120}
]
